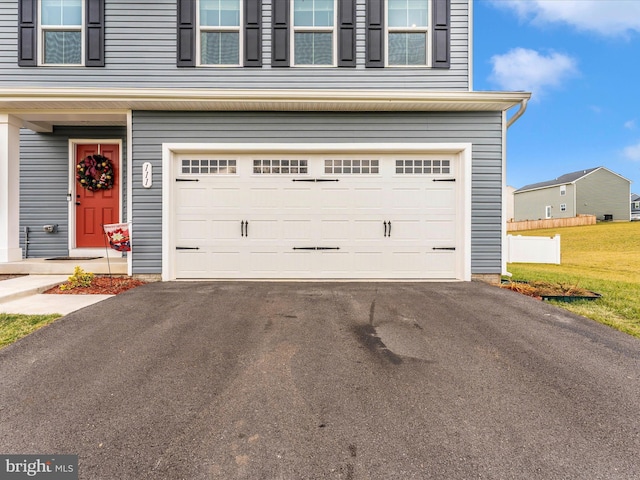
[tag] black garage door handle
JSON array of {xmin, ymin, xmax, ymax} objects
[{"xmin": 384, "ymin": 221, "xmax": 392, "ymax": 237}]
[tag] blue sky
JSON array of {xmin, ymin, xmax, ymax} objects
[{"xmin": 473, "ymin": 0, "xmax": 640, "ymax": 192}]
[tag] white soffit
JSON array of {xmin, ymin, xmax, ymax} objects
[{"xmin": 0, "ymin": 88, "xmax": 531, "ymax": 113}]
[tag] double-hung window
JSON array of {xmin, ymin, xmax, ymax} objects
[
  {"xmin": 387, "ymin": 0, "xmax": 430, "ymax": 66},
  {"xmin": 293, "ymin": 0, "xmax": 335, "ymax": 66},
  {"xmin": 40, "ymin": 0, "xmax": 83, "ymax": 65},
  {"xmin": 199, "ymin": 0, "xmax": 242, "ymax": 66}
]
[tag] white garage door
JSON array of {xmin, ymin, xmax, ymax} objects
[{"xmin": 172, "ymin": 154, "xmax": 461, "ymax": 279}]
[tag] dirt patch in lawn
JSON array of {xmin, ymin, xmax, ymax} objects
[
  {"xmin": 44, "ymin": 276, "xmax": 146, "ymax": 295},
  {"xmin": 501, "ymin": 280, "xmax": 600, "ymax": 300}
]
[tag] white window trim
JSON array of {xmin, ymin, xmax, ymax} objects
[
  {"xmin": 560, "ymin": 203, "xmax": 566, "ymax": 212},
  {"xmin": 385, "ymin": 0, "xmax": 432, "ymax": 68},
  {"xmin": 38, "ymin": 0, "xmax": 85, "ymax": 66},
  {"xmin": 560, "ymin": 185, "xmax": 566, "ymax": 196},
  {"xmin": 291, "ymin": 0, "xmax": 337, "ymax": 67},
  {"xmin": 197, "ymin": 0, "xmax": 244, "ymax": 67},
  {"xmin": 545, "ymin": 205, "xmax": 552, "ymax": 219}
]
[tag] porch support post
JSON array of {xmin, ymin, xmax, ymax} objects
[{"xmin": 0, "ymin": 114, "xmax": 23, "ymax": 262}]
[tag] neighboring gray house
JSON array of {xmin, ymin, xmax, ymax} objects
[
  {"xmin": 632, "ymin": 193, "xmax": 640, "ymax": 220},
  {"xmin": 0, "ymin": 0, "xmax": 529, "ymax": 282},
  {"xmin": 514, "ymin": 167, "xmax": 631, "ymax": 222}
]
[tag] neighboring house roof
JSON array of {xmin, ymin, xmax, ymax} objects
[
  {"xmin": 632, "ymin": 193, "xmax": 640, "ymax": 202},
  {"xmin": 515, "ymin": 166, "xmax": 630, "ymax": 193}
]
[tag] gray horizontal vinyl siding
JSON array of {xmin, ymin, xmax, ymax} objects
[
  {"xmin": 514, "ymin": 184, "xmax": 576, "ymax": 221},
  {"xmin": 576, "ymin": 170, "xmax": 630, "ymax": 221},
  {"xmin": 20, "ymin": 127, "xmax": 127, "ymax": 258},
  {"xmin": 0, "ymin": 0, "xmax": 469, "ymax": 90},
  {"xmin": 131, "ymin": 110, "xmax": 503, "ymax": 275}
]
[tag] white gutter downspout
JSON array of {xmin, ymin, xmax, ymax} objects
[
  {"xmin": 506, "ymin": 98, "xmax": 528, "ymax": 128},
  {"xmin": 502, "ymin": 98, "xmax": 529, "ymax": 277}
]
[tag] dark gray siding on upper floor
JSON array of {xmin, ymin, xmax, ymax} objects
[
  {"xmin": 130, "ymin": 110, "xmax": 502, "ymax": 275},
  {"xmin": 19, "ymin": 127, "xmax": 127, "ymax": 258},
  {"xmin": 0, "ymin": 0, "xmax": 469, "ymax": 90}
]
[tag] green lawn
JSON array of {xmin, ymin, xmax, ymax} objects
[
  {"xmin": 507, "ymin": 222, "xmax": 640, "ymax": 338},
  {"xmin": 0, "ymin": 313, "xmax": 62, "ymax": 350}
]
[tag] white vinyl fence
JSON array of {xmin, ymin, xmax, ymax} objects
[{"xmin": 506, "ymin": 234, "xmax": 561, "ymax": 264}]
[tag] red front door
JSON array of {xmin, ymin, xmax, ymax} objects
[{"xmin": 75, "ymin": 143, "xmax": 120, "ymax": 248}]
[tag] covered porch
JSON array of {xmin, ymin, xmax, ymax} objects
[{"xmin": 1, "ymin": 106, "xmax": 130, "ymax": 275}]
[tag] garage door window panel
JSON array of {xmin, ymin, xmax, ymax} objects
[
  {"xmin": 325, "ymin": 159, "xmax": 379, "ymax": 174},
  {"xmin": 253, "ymin": 159, "xmax": 308, "ymax": 174},
  {"xmin": 181, "ymin": 159, "xmax": 237, "ymax": 174},
  {"xmin": 395, "ymin": 159, "xmax": 451, "ymax": 174}
]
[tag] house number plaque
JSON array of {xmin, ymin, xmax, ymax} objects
[{"xmin": 142, "ymin": 162, "xmax": 152, "ymax": 188}]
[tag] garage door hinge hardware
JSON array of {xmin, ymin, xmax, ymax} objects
[
  {"xmin": 293, "ymin": 247, "xmax": 341, "ymax": 251},
  {"xmin": 292, "ymin": 179, "xmax": 339, "ymax": 182},
  {"xmin": 433, "ymin": 178, "xmax": 456, "ymax": 182},
  {"xmin": 433, "ymin": 247, "xmax": 456, "ymax": 250},
  {"xmin": 384, "ymin": 221, "xmax": 392, "ymax": 237},
  {"xmin": 176, "ymin": 178, "xmax": 199, "ymax": 182},
  {"xmin": 176, "ymin": 246, "xmax": 200, "ymax": 250},
  {"xmin": 241, "ymin": 220, "xmax": 249, "ymax": 237}
]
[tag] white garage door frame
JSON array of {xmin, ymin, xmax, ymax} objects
[{"xmin": 161, "ymin": 142, "xmax": 472, "ymax": 281}]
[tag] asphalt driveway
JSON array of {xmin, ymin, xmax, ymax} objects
[{"xmin": 1, "ymin": 281, "xmax": 639, "ymax": 479}]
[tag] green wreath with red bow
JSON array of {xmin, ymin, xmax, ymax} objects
[{"xmin": 76, "ymin": 154, "xmax": 115, "ymax": 191}]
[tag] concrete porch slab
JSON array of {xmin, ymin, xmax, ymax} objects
[{"xmin": 0, "ymin": 258, "xmax": 127, "ymax": 275}]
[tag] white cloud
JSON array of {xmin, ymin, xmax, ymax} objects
[
  {"xmin": 623, "ymin": 142, "xmax": 640, "ymax": 161},
  {"xmin": 625, "ymin": 120, "xmax": 637, "ymax": 130},
  {"xmin": 492, "ymin": 0, "xmax": 640, "ymax": 36},
  {"xmin": 489, "ymin": 48, "xmax": 578, "ymax": 97}
]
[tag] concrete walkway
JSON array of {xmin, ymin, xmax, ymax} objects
[{"xmin": 0, "ymin": 275, "xmax": 112, "ymax": 315}]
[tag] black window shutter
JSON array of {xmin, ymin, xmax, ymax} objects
[
  {"xmin": 337, "ymin": 0, "xmax": 356, "ymax": 67},
  {"xmin": 85, "ymin": 0, "xmax": 105, "ymax": 67},
  {"xmin": 244, "ymin": 0, "xmax": 262, "ymax": 66},
  {"xmin": 432, "ymin": 0, "xmax": 450, "ymax": 69},
  {"xmin": 177, "ymin": 0, "xmax": 196, "ymax": 67},
  {"xmin": 271, "ymin": 0, "xmax": 289, "ymax": 67},
  {"xmin": 18, "ymin": 0, "xmax": 37, "ymax": 67},
  {"xmin": 365, "ymin": 0, "xmax": 384, "ymax": 68}
]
